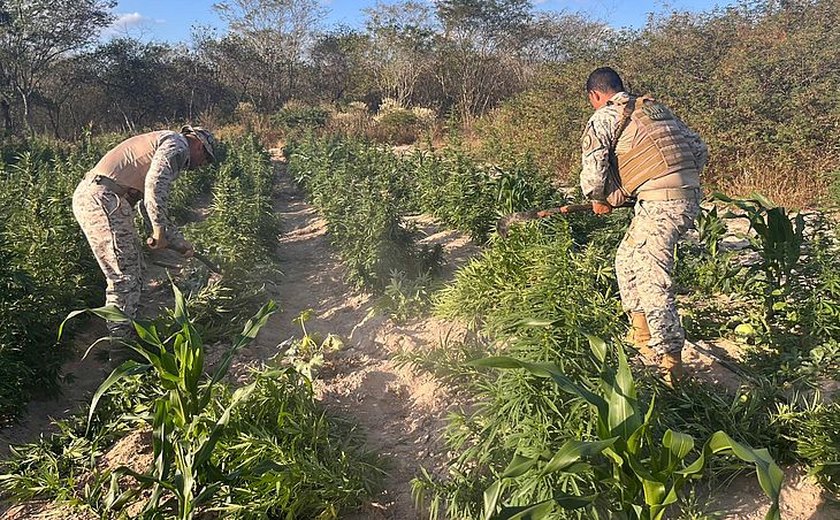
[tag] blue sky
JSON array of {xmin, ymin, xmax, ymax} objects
[{"xmin": 107, "ymin": 0, "xmax": 735, "ymax": 43}]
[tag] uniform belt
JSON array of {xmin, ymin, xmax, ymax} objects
[
  {"xmin": 636, "ymin": 187, "xmax": 701, "ymax": 201},
  {"xmin": 91, "ymin": 175, "xmax": 142, "ymax": 204}
]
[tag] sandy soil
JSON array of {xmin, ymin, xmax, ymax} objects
[{"xmin": 215, "ymin": 152, "xmax": 477, "ymax": 519}]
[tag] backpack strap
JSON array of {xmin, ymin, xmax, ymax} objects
[
  {"xmin": 607, "ymin": 96, "xmax": 637, "ymax": 198},
  {"xmin": 611, "ymin": 95, "xmax": 636, "ymax": 150}
]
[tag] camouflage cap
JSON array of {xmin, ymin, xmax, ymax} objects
[{"xmin": 181, "ymin": 125, "xmax": 217, "ymax": 162}]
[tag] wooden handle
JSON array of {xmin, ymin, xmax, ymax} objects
[{"xmin": 559, "ymin": 204, "xmax": 592, "ymax": 214}]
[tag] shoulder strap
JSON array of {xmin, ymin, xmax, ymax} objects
[{"xmin": 610, "ymin": 96, "xmax": 636, "ymax": 150}]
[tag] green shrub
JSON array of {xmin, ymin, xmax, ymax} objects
[
  {"xmin": 273, "ymin": 104, "xmax": 330, "ymax": 131},
  {"xmin": 287, "ymin": 135, "xmax": 438, "ymax": 290},
  {"xmin": 372, "ymin": 108, "xmax": 420, "ymax": 145},
  {"xmin": 0, "ymin": 143, "xmax": 106, "ymax": 420}
]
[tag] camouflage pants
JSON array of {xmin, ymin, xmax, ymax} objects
[
  {"xmin": 615, "ymin": 198, "xmax": 700, "ymax": 354},
  {"xmin": 72, "ymin": 177, "xmax": 141, "ymax": 336}
]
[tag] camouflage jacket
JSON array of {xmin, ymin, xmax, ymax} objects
[
  {"xmin": 91, "ymin": 130, "xmax": 190, "ymax": 241},
  {"xmin": 580, "ymin": 92, "xmax": 708, "ymax": 201}
]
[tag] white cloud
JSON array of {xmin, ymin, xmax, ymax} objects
[
  {"xmin": 113, "ymin": 12, "xmax": 148, "ymax": 28},
  {"xmin": 101, "ymin": 12, "xmax": 167, "ymax": 39}
]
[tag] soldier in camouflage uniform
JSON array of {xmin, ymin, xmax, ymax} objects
[
  {"xmin": 579, "ymin": 67, "xmax": 707, "ymax": 381},
  {"xmin": 72, "ymin": 126, "xmax": 217, "ymax": 337}
]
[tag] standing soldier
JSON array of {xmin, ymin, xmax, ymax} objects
[
  {"xmin": 72, "ymin": 126, "xmax": 217, "ymax": 337},
  {"xmin": 579, "ymin": 67, "xmax": 707, "ymax": 382}
]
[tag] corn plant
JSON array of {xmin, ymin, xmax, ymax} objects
[
  {"xmin": 5, "ymin": 292, "xmax": 380, "ymax": 519},
  {"xmin": 675, "ymin": 205, "xmax": 742, "ymax": 296},
  {"xmin": 712, "ymin": 192, "xmax": 805, "ymax": 318},
  {"xmin": 59, "ymin": 286, "xmax": 277, "ymax": 520},
  {"xmin": 472, "ymin": 337, "xmax": 783, "ymax": 520}
]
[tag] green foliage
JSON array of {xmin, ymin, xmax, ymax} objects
[
  {"xmin": 286, "ymin": 135, "xmax": 439, "ymax": 290},
  {"xmin": 279, "ymin": 309, "xmax": 344, "ymax": 381},
  {"xmin": 213, "ymin": 367, "xmax": 382, "ymax": 518},
  {"xmin": 675, "ymin": 206, "xmax": 743, "ymax": 296},
  {"xmin": 0, "ymin": 141, "xmax": 106, "ymax": 420},
  {"xmin": 0, "ymin": 374, "xmax": 161, "ymax": 505},
  {"xmin": 372, "ymin": 108, "xmax": 421, "ymax": 145},
  {"xmin": 273, "ymin": 104, "xmax": 331, "ymax": 131},
  {"xmin": 475, "ymin": 59, "xmax": 596, "ymax": 181},
  {"xmin": 376, "ymin": 270, "xmax": 436, "ymax": 322},
  {"xmin": 473, "ymin": 338, "xmax": 782, "ymax": 520},
  {"xmin": 775, "ymin": 395, "xmax": 840, "ymax": 498},
  {"xmin": 410, "ymin": 145, "xmax": 558, "ymax": 242},
  {"xmin": 169, "ymin": 162, "xmax": 216, "ymax": 225},
  {"xmin": 413, "ymin": 220, "xmax": 626, "ymax": 519},
  {"xmin": 59, "ymin": 289, "xmax": 277, "ymax": 519},
  {"xmin": 186, "ymin": 134, "xmax": 280, "ymax": 275},
  {"xmin": 2, "ymin": 290, "xmax": 382, "ymax": 519},
  {"xmin": 714, "ymin": 193, "xmax": 805, "ymax": 299}
]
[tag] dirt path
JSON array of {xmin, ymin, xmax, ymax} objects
[{"xmin": 219, "ymin": 152, "xmax": 477, "ymax": 519}]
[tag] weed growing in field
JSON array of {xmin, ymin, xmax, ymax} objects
[
  {"xmin": 1, "ymin": 289, "xmax": 382, "ymax": 519},
  {"xmin": 188, "ymin": 134, "xmax": 280, "ymax": 275},
  {"xmin": 775, "ymin": 394, "xmax": 840, "ymax": 497},
  {"xmin": 287, "ymin": 135, "xmax": 439, "ymax": 290},
  {"xmin": 471, "ymin": 338, "xmax": 783, "ymax": 520},
  {"xmin": 278, "ymin": 309, "xmax": 344, "ymax": 380},
  {"xmin": 376, "ymin": 269, "xmax": 436, "ymax": 322},
  {"xmin": 0, "ymin": 143, "xmax": 106, "ymax": 419}
]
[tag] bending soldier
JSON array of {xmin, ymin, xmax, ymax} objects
[
  {"xmin": 579, "ymin": 67, "xmax": 708, "ymax": 382},
  {"xmin": 72, "ymin": 125, "xmax": 217, "ymax": 337}
]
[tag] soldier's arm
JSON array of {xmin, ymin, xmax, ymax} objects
[
  {"xmin": 580, "ymin": 116, "xmax": 613, "ymax": 202},
  {"xmin": 675, "ymin": 117, "xmax": 708, "ymax": 172},
  {"xmin": 144, "ymin": 134, "xmax": 189, "ymax": 243}
]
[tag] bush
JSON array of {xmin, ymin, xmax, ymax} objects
[
  {"xmin": 286, "ymin": 135, "xmax": 439, "ymax": 290},
  {"xmin": 475, "ymin": 1, "xmax": 840, "ymax": 207},
  {"xmin": 0, "ymin": 142, "xmax": 107, "ymax": 420},
  {"xmin": 273, "ymin": 102, "xmax": 331, "ymax": 131}
]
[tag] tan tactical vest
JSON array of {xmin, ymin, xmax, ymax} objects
[
  {"xmin": 89, "ymin": 131, "xmax": 181, "ymax": 193},
  {"xmin": 613, "ymin": 97, "xmax": 699, "ymax": 194}
]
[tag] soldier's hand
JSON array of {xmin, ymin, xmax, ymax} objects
[
  {"xmin": 591, "ymin": 200, "xmax": 613, "ymax": 215},
  {"xmin": 146, "ymin": 232, "xmax": 168, "ymax": 250}
]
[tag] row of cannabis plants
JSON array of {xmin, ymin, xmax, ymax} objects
[
  {"xmin": 284, "ymin": 134, "xmax": 561, "ymax": 294},
  {"xmin": 282, "ymin": 132, "xmax": 840, "ymax": 517},
  {"xmin": 0, "ymin": 132, "xmax": 280, "ymax": 423},
  {"xmin": 0, "ymin": 133, "xmax": 121, "ymax": 422},
  {"xmin": 0, "ymin": 135, "xmax": 385, "ymax": 518}
]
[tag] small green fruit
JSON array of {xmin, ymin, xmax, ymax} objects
[{"xmin": 734, "ymin": 323, "xmax": 756, "ymax": 337}]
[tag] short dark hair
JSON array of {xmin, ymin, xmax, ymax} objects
[{"xmin": 586, "ymin": 67, "xmax": 625, "ymax": 94}]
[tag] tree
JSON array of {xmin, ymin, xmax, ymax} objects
[
  {"xmin": 309, "ymin": 27, "xmax": 369, "ymax": 103},
  {"xmin": 363, "ymin": 1, "xmax": 436, "ymax": 107},
  {"xmin": 0, "ymin": 0, "xmax": 114, "ymax": 133},
  {"xmin": 213, "ymin": 0, "xmax": 324, "ymax": 109},
  {"xmin": 434, "ymin": 0, "xmax": 535, "ymax": 122}
]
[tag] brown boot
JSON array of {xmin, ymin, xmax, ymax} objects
[
  {"xmin": 660, "ymin": 352, "xmax": 684, "ymax": 386},
  {"xmin": 628, "ymin": 312, "xmax": 656, "ymax": 361}
]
